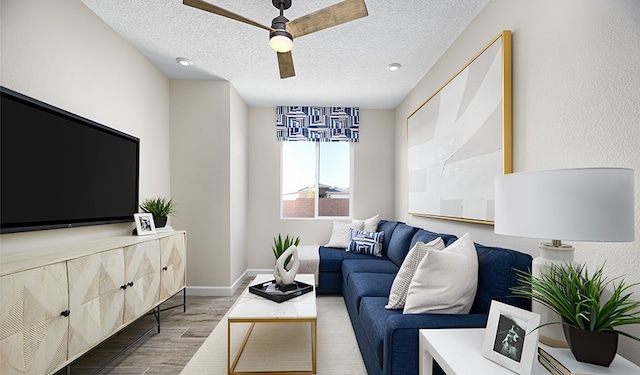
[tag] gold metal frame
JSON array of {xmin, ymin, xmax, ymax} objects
[
  {"xmin": 406, "ymin": 30, "xmax": 512, "ymax": 225},
  {"xmin": 228, "ymin": 317, "xmax": 318, "ymax": 375}
]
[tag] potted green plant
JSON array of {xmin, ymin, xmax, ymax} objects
[
  {"xmin": 272, "ymin": 234, "xmax": 300, "ymax": 270},
  {"xmin": 139, "ymin": 197, "xmax": 177, "ymax": 228},
  {"xmin": 272, "ymin": 234, "xmax": 300, "ymax": 288},
  {"xmin": 512, "ymin": 262, "xmax": 640, "ymax": 366}
]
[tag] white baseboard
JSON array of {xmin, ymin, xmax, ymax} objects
[
  {"xmin": 247, "ymin": 268, "xmax": 272, "ymax": 277},
  {"xmin": 186, "ymin": 269, "xmax": 272, "ymax": 296}
]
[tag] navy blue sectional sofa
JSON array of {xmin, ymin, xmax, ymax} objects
[{"xmin": 315, "ymin": 220, "xmax": 533, "ymax": 375}]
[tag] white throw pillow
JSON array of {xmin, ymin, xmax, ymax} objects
[
  {"xmin": 385, "ymin": 237, "xmax": 445, "ymax": 309},
  {"xmin": 325, "ymin": 220, "xmax": 365, "ymax": 249},
  {"xmin": 403, "ymin": 233, "xmax": 478, "ymax": 314},
  {"xmin": 352, "ymin": 214, "xmax": 380, "ymax": 233}
]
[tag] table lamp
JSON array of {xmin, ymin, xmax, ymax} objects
[{"xmin": 494, "ymin": 167, "xmax": 635, "ymax": 347}]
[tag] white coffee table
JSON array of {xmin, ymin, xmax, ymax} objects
[
  {"xmin": 227, "ymin": 273, "xmax": 317, "ymax": 375},
  {"xmin": 419, "ymin": 328, "xmax": 639, "ymax": 375}
]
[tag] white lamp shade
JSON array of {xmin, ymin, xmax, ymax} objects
[{"xmin": 495, "ymin": 168, "xmax": 635, "ymax": 242}]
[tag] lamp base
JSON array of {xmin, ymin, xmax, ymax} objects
[{"xmin": 533, "ymin": 242, "xmax": 575, "ymax": 348}]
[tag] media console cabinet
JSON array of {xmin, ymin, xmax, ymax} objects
[{"xmin": 0, "ymin": 231, "xmax": 187, "ymax": 374}]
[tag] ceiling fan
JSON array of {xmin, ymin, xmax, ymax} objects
[{"xmin": 183, "ymin": 0, "xmax": 369, "ymax": 79}]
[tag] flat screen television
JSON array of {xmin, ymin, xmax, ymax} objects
[{"xmin": 1, "ymin": 86, "xmax": 140, "ymax": 234}]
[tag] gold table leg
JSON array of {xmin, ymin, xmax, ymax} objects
[{"xmin": 228, "ymin": 318, "xmax": 317, "ymax": 375}]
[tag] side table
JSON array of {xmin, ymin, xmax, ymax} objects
[{"xmin": 419, "ymin": 328, "xmax": 639, "ymax": 375}]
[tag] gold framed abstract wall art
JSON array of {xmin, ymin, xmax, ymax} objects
[{"xmin": 407, "ymin": 30, "xmax": 512, "ymax": 224}]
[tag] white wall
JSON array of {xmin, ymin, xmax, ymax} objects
[
  {"xmin": 395, "ymin": 0, "xmax": 640, "ymax": 363},
  {"xmin": 246, "ymin": 108, "xmax": 396, "ymax": 270},
  {"xmin": 169, "ymin": 80, "xmax": 232, "ymax": 288},
  {"xmin": 230, "ymin": 86, "xmax": 249, "ymax": 286},
  {"xmin": 0, "ymin": 0, "xmax": 170, "ymax": 255}
]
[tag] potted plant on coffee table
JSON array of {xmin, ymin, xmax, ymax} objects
[
  {"xmin": 512, "ymin": 262, "xmax": 640, "ymax": 367},
  {"xmin": 139, "ymin": 197, "xmax": 177, "ymax": 228},
  {"xmin": 272, "ymin": 234, "xmax": 301, "ymax": 290}
]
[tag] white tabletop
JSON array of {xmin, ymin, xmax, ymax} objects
[
  {"xmin": 228, "ymin": 274, "xmax": 317, "ymax": 320},
  {"xmin": 419, "ymin": 328, "xmax": 639, "ymax": 375}
]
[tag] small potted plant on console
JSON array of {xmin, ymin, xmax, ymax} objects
[{"xmin": 139, "ymin": 197, "xmax": 177, "ymax": 229}]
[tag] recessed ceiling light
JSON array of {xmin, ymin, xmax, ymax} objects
[
  {"xmin": 176, "ymin": 57, "xmax": 193, "ymax": 67},
  {"xmin": 387, "ymin": 63, "xmax": 402, "ymax": 72}
]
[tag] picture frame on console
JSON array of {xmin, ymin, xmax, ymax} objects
[
  {"xmin": 406, "ymin": 30, "xmax": 512, "ymax": 225},
  {"xmin": 134, "ymin": 213, "xmax": 156, "ymax": 235},
  {"xmin": 482, "ymin": 300, "xmax": 540, "ymax": 375}
]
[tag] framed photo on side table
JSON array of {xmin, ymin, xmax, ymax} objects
[
  {"xmin": 482, "ymin": 300, "xmax": 540, "ymax": 375},
  {"xmin": 134, "ymin": 213, "xmax": 156, "ymax": 236}
]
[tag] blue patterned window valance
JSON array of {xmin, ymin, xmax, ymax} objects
[{"xmin": 276, "ymin": 106, "xmax": 359, "ymax": 142}]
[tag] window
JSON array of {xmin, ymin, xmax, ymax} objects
[{"xmin": 281, "ymin": 142, "xmax": 351, "ymax": 218}]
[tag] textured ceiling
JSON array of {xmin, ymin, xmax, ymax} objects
[{"xmin": 81, "ymin": 0, "xmax": 488, "ymax": 109}]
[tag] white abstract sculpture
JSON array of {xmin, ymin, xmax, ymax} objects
[{"xmin": 273, "ymin": 245, "xmax": 300, "ymax": 286}]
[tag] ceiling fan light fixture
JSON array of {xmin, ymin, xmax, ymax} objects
[
  {"xmin": 184, "ymin": 0, "xmax": 368, "ymax": 79},
  {"xmin": 269, "ymin": 30, "xmax": 293, "ymax": 53}
]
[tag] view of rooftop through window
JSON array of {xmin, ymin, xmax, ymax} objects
[{"xmin": 282, "ymin": 142, "xmax": 350, "ymax": 218}]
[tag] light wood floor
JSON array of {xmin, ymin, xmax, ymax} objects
[{"xmin": 56, "ymin": 279, "xmax": 251, "ymax": 375}]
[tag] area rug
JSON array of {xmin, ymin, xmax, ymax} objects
[{"xmin": 180, "ymin": 295, "xmax": 366, "ymax": 374}]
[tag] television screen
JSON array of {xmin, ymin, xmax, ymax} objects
[{"xmin": 1, "ymin": 87, "xmax": 140, "ymax": 234}]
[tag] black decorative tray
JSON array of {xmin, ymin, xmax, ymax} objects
[{"xmin": 249, "ymin": 279, "xmax": 314, "ymax": 303}]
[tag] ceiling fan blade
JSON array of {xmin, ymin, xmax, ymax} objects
[
  {"xmin": 277, "ymin": 52, "xmax": 296, "ymax": 79},
  {"xmin": 287, "ymin": 0, "xmax": 368, "ymax": 39},
  {"xmin": 183, "ymin": 0, "xmax": 272, "ymax": 32}
]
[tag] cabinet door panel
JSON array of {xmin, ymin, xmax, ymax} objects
[
  {"xmin": 67, "ymin": 249, "xmax": 125, "ymax": 358},
  {"xmin": 159, "ymin": 233, "xmax": 186, "ymax": 300},
  {"xmin": 0, "ymin": 263, "xmax": 69, "ymax": 375},
  {"xmin": 123, "ymin": 240, "xmax": 160, "ymax": 323}
]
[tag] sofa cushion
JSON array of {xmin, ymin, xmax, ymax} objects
[
  {"xmin": 347, "ymin": 228, "xmax": 384, "ymax": 257},
  {"xmin": 410, "ymin": 229, "xmax": 458, "ymax": 248},
  {"xmin": 341, "ymin": 250, "xmax": 383, "ymax": 261},
  {"xmin": 404, "ymin": 233, "xmax": 478, "ymax": 314},
  {"xmin": 342, "ymin": 258, "xmax": 398, "ymax": 280},
  {"xmin": 319, "ymin": 246, "xmax": 348, "ymax": 273},
  {"xmin": 316, "ymin": 271, "xmax": 342, "ymax": 295},
  {"xmin": 359, "ymin": 296, "xmax": 403, "ymax": 370},
  {"xmin": 319, "ymin": 246, "xmax": 377, "ymax": 273},
  {"xmin": 385, "ymin": 237, "xmax": 445, "ymax": 310},
  {"xmin": 386, "ymin": 223, "xmax": 418, "ymax": 267},
  {"xmin": 376, "ymin": 220, "xmax": 400, "ymax": 256},
  {"xmin": 325, "ymin": 220, "xmax": 364, "ymax": 249},
  {"xmin": 471, "ymin": 243, "xmax": 533, "ymax": 313},
  {"xmin": 344, "ymin": 272, "xmax": 395, "ymax": 316},
  {"xmin": 318, "ymin": 246, "xmax": 390, "ymax": 295}
]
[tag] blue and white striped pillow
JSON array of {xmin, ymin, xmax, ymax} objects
[{"xmin": 347, "ymin": 228, "xmax": 384, "ymax": 257}]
